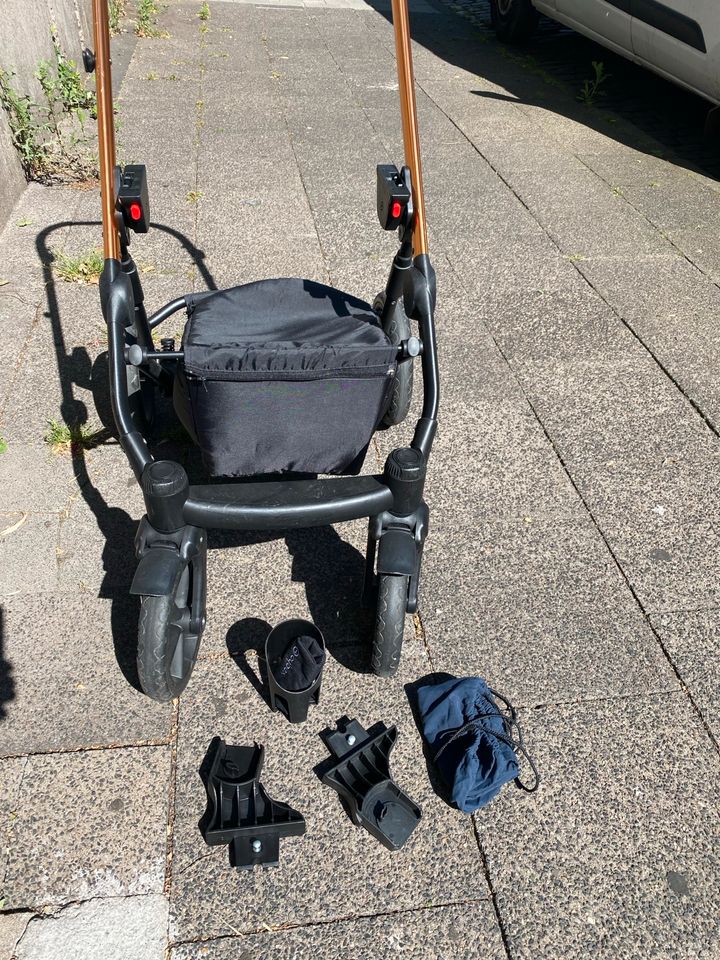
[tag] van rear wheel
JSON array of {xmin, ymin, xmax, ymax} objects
[{"xmin": 491, "ymin": 0, "xmax": 538, "ymax": 43}]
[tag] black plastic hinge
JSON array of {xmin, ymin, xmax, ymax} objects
[
  {"xmin": 377, "ymin": 164, "xmax": 412, "ymax": 231},
  {"xmin": 118, "ymin": 164, "xmax": 150, "ymax": 233},
  {"xmin": 200, "ymin": 738, "xmax": 305, "ymax": 869},
  {"xmin": 321, "ymin": 717, "xmax": 422, "ymax": 850}
]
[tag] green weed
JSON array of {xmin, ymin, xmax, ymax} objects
[
  {"xmin": 578, "ymin": 61, "xmax": 610, "ymax": 106},
  {"xmin": 185, "ymin": 190, "xmax": 203, "ymax": 203},
  {"xmin": 0, "ymin": 29, "xmax": 96, "ymax": 181},
  {"xmin": 136, "ymin": 0, "xmax": 167, "ymax": 38},
  {"xmin": 0, "ymin": 70, "xmax": 45, "ymax": 174},
  {"xmin": 53, "ymin": 247, "xmax": 104, "ymax": 283},
  {"xmin": 109, "ymin": 0, "xmax": 127, "ymax": 34},
  {"xmin": 44, "ymin": 419, "xmax": 105, "ymax": 455},
  {"xmin": 199, "ymin": 2, "xmax": 210, "ymax": 21}
]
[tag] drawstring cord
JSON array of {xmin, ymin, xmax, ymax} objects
[{"xmin": 433, "ymin": 687, "xmax": 540, "ymax": 793}]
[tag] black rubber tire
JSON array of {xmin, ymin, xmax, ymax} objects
[
  {"xmin": 371, "ymin": 574, "xmax": 409, "ymax": 678},
  {"xmin": 374, "ymin": 292, "xmax": 413, "ymax": 427},
  {"xmin": 491, "ymin": 0, "xmax": 538, "ymax": 43},
  {"xmin": 137, "ymin": 564, "xmax": 204, "ymax": 702}
]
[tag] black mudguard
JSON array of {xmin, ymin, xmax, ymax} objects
[{"xmin": 377, "ymin": 527, "xmax": 417, "ymax": 577}]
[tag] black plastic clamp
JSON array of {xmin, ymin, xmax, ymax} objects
[
  {"xmin": 200, "ymin": 738, "xmax": 305, "ymax": 869},
  {"xmin": 321, "ymin": 718, "xmax": 422, "ymax": 851}
]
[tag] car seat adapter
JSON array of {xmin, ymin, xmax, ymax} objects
[
  {"xmin": 321, "ymin": 718, "xmax": 421, "ymax": 851},
  {"xmin": 200, "ymin": 738, "xmax": 305, "ymax": 869}
]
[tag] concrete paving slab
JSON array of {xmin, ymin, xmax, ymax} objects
[
  {"xmin": 0, "ymin": 444, "xmax": 84, "ymax": 514},
  {"xmin": 202, "ymin": 243, "xmax": 328, "ymax": 291},
  {"xmin": 665, "ymin": 223, "xmax": 720, "ymax": 285},
  {"xmin": 650, "ymin": 608, "xmax": 720, "ymax": 742},
  {"xmin": 476, "ymin": 286, "xmax": 629, "ymax": 366},
  {"xmin": 0, "ymin": 288, "xmax": 42, "ymax": 410},
  {"xmin": 14, "ymin": 895, "xmax": 168, "ymax": 960},
  {"xmin": 3, "ymin": 745, "xmax": 170, "ymax": 909},
  {"xmin": 426, "ymin": 389, "xmax": 581, "ymax": 522},
  {"xmin": 424, "ymin": 601, "xmax": 677, "ymax": 709},
  {"xmin": 577, "ymin": 148, "xmax": 676, "ymax": 189},
  {"xmin": 580, "ymin": 251, "xmax": 719, "ymax": 318},
  {"xmin": 170, "ymin": 901, "xmax": 506, "ymax": 959},
  {"xmin": 599, "ymin": 517, "xmax": 720, "ymax": 614},
  {"xmin": 0, "ymin": 911, "xmax": 32, "ymax": 959},
  {"xmin": 422, "ymin": 511, "xmax": 633, "ymax": 622},
  {"xmin": 448, "ymin": 240, "xmax": 587, "ymax": 295},
  {"xmin": 0, "ymin": 757, "xmax": 27, "ymax": 884},
  {"xmin": 55, "ymin": 515, "xmax": 136, "ymax": 597},
  {"xmin": 0, "ymin": 594, "xmax": 170, "ymax": 757},
  {"xmin": 0, "ymin": 513, "xmax": 59, "ymax": 596},
  {"xmin": 168, "ymin": 648, "xmax": 488, "ymax": 941},
  {"xmin": 544, "ymin": 202, "xmax": 672, "ymax": 260},
  {"xmin": 622, "ymin": 175, "xmax": 720, "ymax": 232},
  {"xmin": 578, "ymin": 255, "xmax": 720, "ymax": 428},
  {"xmin": 479, "ymin": 693, "xmax": 720, "ymax": 960},
  {"xmin": 202, "ymin": 518, "xmax": 376, "ymax": 659}
]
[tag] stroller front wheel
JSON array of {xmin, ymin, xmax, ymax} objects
[
  {"xmin": 371, "ymin": 574, "xmax": 409, "ymax": 678},
  {"xmin": 137, "ymin": 562, "xmax": 205, "ymax": 702}
]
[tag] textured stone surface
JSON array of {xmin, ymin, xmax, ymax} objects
[
  {"xmin": 170, "ymin": 902, "xmax": 506, "ymax": 959},
  {"xmin": 0, "ymin": 595, "xmax": 171, "ymax": 756},
  {"xmin": 1, "ymin": 1, "xmax": 720, "ymax": 958},
  {"xmin": 0, "ymin": 912, "xmax": 32, "ymax": 960},
  {"xmin": 0, "ymin": 513, "xmax": 59, "ymax": 595},
  {"xmin": 651, "ymin": 609, "xmax": 720, "ymax": 741},
  {"xmin": 15, "ymin": 896, "xmax": 168, "ymax": 960},
  {"xmin": 3, "ymin": 747, "xmax": 170, "ymax": 909},
  {"xmin": 479, "ymin": 695, "xmax": 720, "ymax": 960}
]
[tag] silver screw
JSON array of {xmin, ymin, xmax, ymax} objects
[
  {"xmin": 252, "ymin": 839, "xmax": 262, "ymax": 854},
  {"xmin": 346, "ymin": 734, "xmax": 356, "ymax": 746}
]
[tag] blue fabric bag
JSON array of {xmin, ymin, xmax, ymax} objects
[{"xmin": 415, "ymin": 675, "xmax": 538, "ymax": 813}]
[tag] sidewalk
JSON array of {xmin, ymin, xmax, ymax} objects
[{"xmin": 1, "ymin": 1, "xmax": 719, "ymax": 957}]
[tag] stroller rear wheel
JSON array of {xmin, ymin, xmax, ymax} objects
[
  {"xmin": 371, "ymin": 573, "xmax": 409, "ymax": 678},
  {"xmin": 137, "ymin": 560, "xmax": 206, "ymax": 702},
  {"xmin": 374, "ymin": 292, "xmax": 413, "ymax": 427}
]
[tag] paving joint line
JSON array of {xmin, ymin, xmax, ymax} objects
[
  {"xmin": 163, "ymin": 697, "xmax": 181, "ymax": 899},
  {"xmin": 470, "ymin": 814, "xmax": 514, "ymax": 960},
  {"xmin": 168, "ymin": 895, "xmax": 495, "ymax": 948},
  {"xmin": 0, "ymin": 737, "xmax": 173, "ymax": 763}
]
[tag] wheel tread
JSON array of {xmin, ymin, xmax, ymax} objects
[{"xmin": 372, "ymin": 574, "xmax": 408, "ymax": 677}]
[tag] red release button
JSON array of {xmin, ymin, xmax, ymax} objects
[
  {"xmin": 391, "ymin": 200, "xmax": 402, "ymax": 219},
  {"xmin": 129, "ymin": 202, "xmax": 142, "ymax": 221}
]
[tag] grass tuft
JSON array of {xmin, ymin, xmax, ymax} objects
[
  {"xmin": 136, "ymin": 0, "xmax": 167, "ymax": 38},
  {"xmin": 44, "ymin": 419, "xmax": 105, "ymax": 455},
  {"xmin": 53, "ymin": 248, "xmax": 104, "ymax": 283}
]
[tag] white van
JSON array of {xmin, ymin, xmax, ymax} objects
[{"xmin": 491, "ymin": 0, "xmax": 720, "ymax": 106}]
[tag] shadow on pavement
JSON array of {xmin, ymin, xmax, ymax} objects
[
  {"xmin": 370, "ymin": 0, "xmax": 720, "ymax": 180},
  {"xmin": 0, "ymin": 609, "xmax": 15, "ymax": 722},
  {"xmin": 34, "ymin": 219, "xmax": 373, "ymax": 695}
]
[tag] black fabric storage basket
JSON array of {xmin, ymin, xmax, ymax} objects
[{"xmin": 173, "ymin": 279, "xmax": 397, "ymax": 478}]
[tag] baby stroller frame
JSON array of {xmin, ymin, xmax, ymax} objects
[{"xmin": 90, "ymin": 0, "xmax": 440, "ymax": 699}]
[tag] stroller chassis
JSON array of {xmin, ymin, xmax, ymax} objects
[{"xmin": 90, "ymin": 0, "xmax": 440, "ymax": 699}]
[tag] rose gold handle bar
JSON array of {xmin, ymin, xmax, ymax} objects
[
  {"xmin": 391, "ymin": 0, "xmax": 428, "ymax": 256},
  {"xmin": 92, "ymin": 0, "xmax": 120, "ymax": 261}
]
